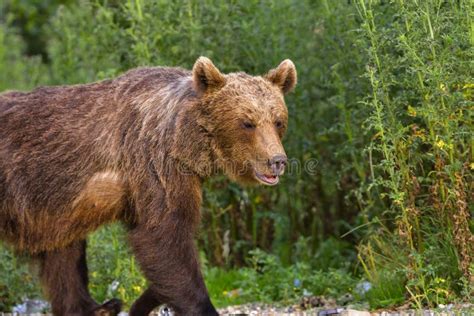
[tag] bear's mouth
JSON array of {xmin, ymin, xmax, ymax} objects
[{"xmin": 254, "ymin": 171, "xmax": 279, "ymax": 186}]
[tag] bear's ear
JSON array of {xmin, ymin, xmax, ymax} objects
[
  {"xmin": 264, "ymin": 59, "xmax": 297, "ymax": 94},
  {"xmin": 192, "ymin": 57, "xmax": 226, "ymax": 95}
]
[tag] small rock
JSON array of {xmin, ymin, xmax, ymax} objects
[
  {"xmin": 12, "ymin": 299, "xmax": 50, "ymax": 313},
  {"xmin": 300, "ymin": 296, "xmax": 325, "ymax": 309},
  {"xmin": 318, "ymin": 308, "xmax": 345, "ymax": 315},
  {"xmin": 158, "ymin": 305, "xmax": 174, "ymax": 316},
  {"xmin": 285, "ymin": 306, "xmax": 295, "ymax": 313},
  {"xmin": 340, "ymin": 310, "xmax": 370, "ymax": 316}
]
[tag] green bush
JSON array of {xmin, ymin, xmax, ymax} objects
[
  {"xmin": 355, "ymin": 0, "xmax": 473, "ymax": 306},
  {"xmin": 0, "ymin": 24, "xmax": 46, "ymax": 91},
  {"xmin": 238, "ymin": 249, "xmax": 358, "ymax": 304},
  {"xmin": 0, "ymin": 248, "xmax": 42, "ymax": 311}
]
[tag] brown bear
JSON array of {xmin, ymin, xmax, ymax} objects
[{"xmin": 0, "ymin": 57, "xmax": 297, "ymax": 315}]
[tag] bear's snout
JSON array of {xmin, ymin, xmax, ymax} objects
[{"xmin": 268, "ymin": 154, "xmax": 287, "ymax": 175}]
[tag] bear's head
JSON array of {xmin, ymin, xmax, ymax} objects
[{"xmin": 192, "ymin": 57, "xmax": 297, "ymax": 186}]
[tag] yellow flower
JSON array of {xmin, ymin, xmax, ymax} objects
[
  {"xmin": 470, "ymin": 162, "xmax": 474, "ymax": 170},
  {"xmin": 133, "ymin": 285, "xmax": 142, "ymax": 293},
  {"xmin": 118, "ymin": 286, "xmax": 126, "ymax": 297},
  {"xmin": 407, "ymin": 105, "xmax": 417, "ymax": 117},
  {"xmin": 435, "ymin": 139, "xmax": 445, "ymax": 149},
  {"xmin": 462, "ymin": 83, "xmax": 473, "ymax": 99},
  {"xmin": 254, "ymin": 195, "xmax": 262, "ymax": 204},
  {"xmin": 434, "ymin": 277, "xmax": 446, "ymax": 284},
  {"xmin": 462, "ymin": 83, "xmax": 474, "ymax": 89}
]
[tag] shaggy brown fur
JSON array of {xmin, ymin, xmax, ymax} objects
[{"xmin": 0, "ymin": 57, "xmax": 297, "ymax": 315}]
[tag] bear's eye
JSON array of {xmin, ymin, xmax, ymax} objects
[
  {"xmin": 275, "ymin": 120, "xmax": 284, "ymax": 129},
  {"xmin": 242, "ymin": 121, "xmax": 256, "ymax": 130}
]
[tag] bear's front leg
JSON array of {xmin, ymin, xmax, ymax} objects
[
  {"xmin": 127, "ymin": 169, "xmax": 217, "ymax": 316},
  {"xmin": 128, "ymin": 221, "xmax": 217, "ymax": 316}
]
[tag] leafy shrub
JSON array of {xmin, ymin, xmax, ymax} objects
[
  {"xmin": 238, "ymin": 249, "xmax": 358, "ymax": 304},
  {"xmin": 0, "ymin": 24, "xmax": 46, "ymax": 91},
  {"xmin": 87, "ymin": 225, "xmax": 146, "ymax": 308},
  {"xmin": 0, "ymin": 248, "xmax": 42, "ymax": 311},
  {"xmin": 355, "ymin": 0, "xmax": 473, "ymax": 307}
]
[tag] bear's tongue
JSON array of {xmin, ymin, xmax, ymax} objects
[{"xmin": 257, "ymin": 173, "xmax": 279, "ymax": 185}]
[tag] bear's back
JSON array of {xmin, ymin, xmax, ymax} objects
[
  {"xmin": 0, "ymin": 66, "xmax": 196, "ymax": 242},
  {"xmin": 0, "ymin": 67, "xmax": 197, "ymax": 251}
]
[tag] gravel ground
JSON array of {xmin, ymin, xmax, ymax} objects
[
  {"xmin": 216, "ymin": 303, "xmax": 474, "ymax": 316},
  {"xmin": 147, "ymin": 301, "xmax": 474, "ymax": 316},
  {"xmin": 2, "ymin": 299, "xmax": 472, "ymax": 316}
]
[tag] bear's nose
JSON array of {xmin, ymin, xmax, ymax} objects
[{"xmin": 269, "ymin": 154, "xmax": 287, "ymax": 174}]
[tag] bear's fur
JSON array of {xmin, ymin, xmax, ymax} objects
[{"xmin": 0, "ymin": 57, "xmax": 296, "ymax": 315}]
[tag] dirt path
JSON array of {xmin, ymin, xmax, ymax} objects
[
  {"xmin": 217, "ymin": 303, "xmax": 474, "ymax": 316},
  {"xmin": 2, "ymin": 302, "xmax": 472, "ymax": 316}
]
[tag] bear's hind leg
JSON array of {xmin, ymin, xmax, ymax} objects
[{"xmin": 38, "ymin": 240, "xmax": 122, "ymax": 316}]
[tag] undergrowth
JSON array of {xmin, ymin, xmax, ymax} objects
[{"xmin": 1, "ymin": 225, "xmax": 362, "ymax": 310}]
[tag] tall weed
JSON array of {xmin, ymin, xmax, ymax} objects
[{"xmin": 356, "ymin": 0, "xmax": 473, "ymax": 306}]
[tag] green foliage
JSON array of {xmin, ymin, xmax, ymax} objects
[
  {"xmin": 204, "ymin": 268, "xmax": 248, "ymax": 307},
  {"xmin": 0, "ymin": 247, "xmax": 42, "ymax": 311},
  {"xmin": 0, "ymin": 24, "xmax": 46, "ymax": 90},
  {"xmin": 238, "ymin": 249, "xmax": 358, "ymax": 304},
  {"xmin": 355, "ymin": 0, "xmax": 473, "ymax": 307},
  {"xmin": 1, "ymin": 0, "xmax": 71, "ymax": 59},
  {"xmin": 87, "ymin": 225, "xmax": 146, "ymax": 308},
  {"xmin": 365, "ymin": 270, "xmax": 405, "ymax": 309},
  {"xmin": 0, "ymin": 235, "xmax": 359, "ymax": 311},
  {"xmin": 205, "ymin": 248, "xmax": 360, "ymax": 307},
  {"xmin": 0, "ymin": 0, "xmax": 472, "ymax": 311}
]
